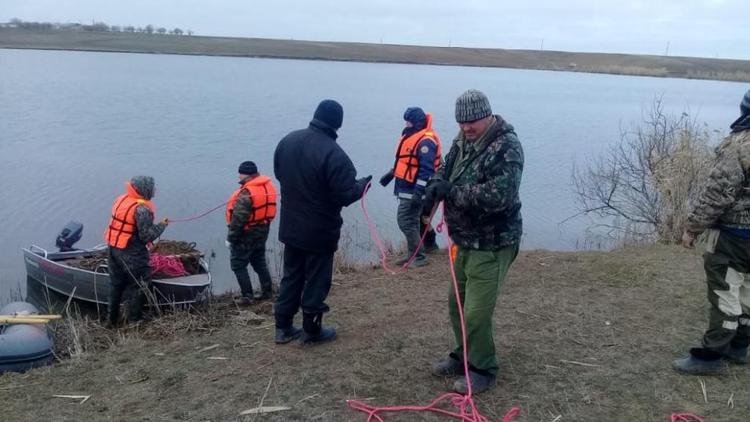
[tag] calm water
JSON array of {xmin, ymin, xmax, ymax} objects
[{"xmin": 0, "ymin": 49, "xmax": 744, "ymax": 301}]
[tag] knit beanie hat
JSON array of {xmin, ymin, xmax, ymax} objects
[
  {"xmin": 741, "ymin": 89, "xmax": 750, "ymax": 116},
  {"xmin": 455, "ymin": 89, "xmax": 492, "ymax": 123},
  {"xmin": 403, "ymin": 107, "xmax": 427, "ymax": 130},
  {"xmin": 238, "ymin": 161, "xmax": 258, "ymax": 175},
  {"xmin": 313, "ymin": 99, "xmax": 344, "ymax": 129}
]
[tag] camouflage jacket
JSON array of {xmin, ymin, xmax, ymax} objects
[
  {"xmin": 686, "ymin": 127, "xmax": 750, "ymax": 233},
  {"xmin": 435, "ymin": 116, "xmax": 524, "ymax": 250},
  {"xmin": 227, "ymin": 188, "xmax": 270, "ymax": 246}
]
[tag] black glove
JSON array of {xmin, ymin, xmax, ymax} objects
[
  {"xmin": 422, "ymin": 180, "xmax": 453, "ymax": 216},
  {"xmin": 355, "ymin": 175, "xmax": 373, "ymax": 196},
  {"xmin": 379, "ymin": 169, "xmax": 395, "ymax": 187}
]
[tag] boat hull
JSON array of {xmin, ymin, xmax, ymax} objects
[{"xmin": 23, "ymin": 246, "xmax": 212, "ymax": 306}]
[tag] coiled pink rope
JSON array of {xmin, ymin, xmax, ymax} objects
[
  {"xmin": 670, "ymin": 413, "xmax": 705, "ymax": 422},
  {"xmin": 150, "ymin": 253, "xmax": 188, "ymax": 277}
]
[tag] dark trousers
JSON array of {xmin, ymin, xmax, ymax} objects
[
  {"xmin": 397, "ymin": 197, "xmax": 425, "ymax": 260},
  {"xmin": 274, "ymin": 244, "xmax": 334, "ymax": 330},
  {"xmin": 700, "ymin": 229, "xmax": 750, "ymax": 355},
  {"xmin": 230, "ymin": 241, "xmax": 273, "ymax": 298},
  {"xmin": 107, "ymin": 248, "xmax": 151, "ymax": 325}
]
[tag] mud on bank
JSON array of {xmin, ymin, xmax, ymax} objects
[{"xmin": 1, "ymin": 245, "xmax": 748, "ymax": 421}]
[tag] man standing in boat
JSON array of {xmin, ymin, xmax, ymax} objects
[
  {"xmin": 273, "ymin": 99, "xmax": 371, "ymax": 345},
  {"xmin": 104, "ymin": 175, "xmax": 168, "ymax": 327},
  {"xmin": 379, "ymin": 107, "xmax": 441, "ymax": 267},
  {"xmin": 225, "ymin": 161, "xmax": 277, "ymax": 304}
]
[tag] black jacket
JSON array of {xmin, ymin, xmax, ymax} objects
[{"xmin": 274, "ymin": 119, "xmax": 362, "ymax": 252}]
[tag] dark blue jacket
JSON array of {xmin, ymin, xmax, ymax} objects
[
  {"xmin": 274, "ymin": 119, "xmax": 362, "ymax": 253},
  {"xmin": 393, "ymin": 135, "xmax": 438, "ymax": 199}
]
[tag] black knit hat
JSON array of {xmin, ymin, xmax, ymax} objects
[
  {"xmin": 238, "ymin": 161, "xmax": 257, "ymax": 175},
  {"xmin": 741, "ymin": 89, "xmax": 750, "ymax": 116},
  {"xmin": 313, "ymin": 99, "xmax": 344, "ymax": 129},
  {"xmin": 403, "ymin": 107, "xmax": 427, "ymax": 129},
  {"xmin": 455, "ymin": 89, "xmax": 492, "ymax": 123}
]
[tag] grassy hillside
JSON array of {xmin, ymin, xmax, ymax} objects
[{"xmin": 2, "ymin": 28, "xmax": 750, "ymax": 82}]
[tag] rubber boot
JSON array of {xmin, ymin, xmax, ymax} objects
[
  {"xmin": 724, "ymin": 345, "xmax": 749, "ymax": 364},
  {"xmin": 432, "ymin": 354, "xmax": 465, "ymax": 377},
  {"xmin": 259, "ymin": 281, "xmax": 274, "ymax": 300},
  {"xmin": 301, "ymin": 312, "xmax": 337, "ymax": 345},
  {"xmin": 275, "ymin": 326, "xmax": 303, "ymax": 344},
  {"xmin": 453, "ymin": 370, "xmax": 496, "ymax": 394},
  {"xmin": 423, "ymin": 226, "xmax": 439, "ymax": 253},
  {"xmin": 672, "ymin": 347, "xmax": 727, "ymax": 375}
]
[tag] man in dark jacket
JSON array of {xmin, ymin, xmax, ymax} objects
[
  {"xmin": 226, "ymin": 161, "xmax": 277, "ymax": 304},
  {"xmin": 673, "ymin": 90, "xmax": 750, "ymax": 375},
  {"xmin": 273, "ymin": 99, "xmax": 371, "ymax": 345},
  {"xmin": 379, "ymin": 107, "xmax": 441, "ymax": 267},
  {"xmin": 422, "ymin": 90, "xmax": 523, "ymax": 394},
  {"xmin": 104, "ymin": 175, "xmax": 168, "ymax": 327}
]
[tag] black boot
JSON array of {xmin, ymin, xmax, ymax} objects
[
  {"xmin": 672, "ymin": 347, "xmax": 727, "ymax": 375},
  {"xmin": 724, "ymin": 345, "xmax": 749, "ymax": 364},
  {"xmin": 423, "ymin": 228, "xmax": 439, "ymax": 253},
  {"xmin": 301, "ymin": 312, "xmax": 337, "ymax": 345},
  {"xmin": 275, "ymin": 326, "xmax": 303, "ymax": 344}
]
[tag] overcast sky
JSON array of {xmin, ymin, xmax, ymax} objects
[{"xmin": 2, "ymin": 0, "xmax": 749, "ymax": 59}]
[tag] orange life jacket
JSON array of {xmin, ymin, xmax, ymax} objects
[
  {"xmin": 393, "ymin": 112, "xmax": 441, "ymax": 184},
  {"xmin": 104, "ymin": 182, "xmax": 157, "ymax": 249},
  {"xmin": 225, "ymin": 175, "xmax": 277, "ymax": 228}
]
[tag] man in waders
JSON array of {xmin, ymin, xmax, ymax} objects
[
  {"xmin": 104, "ymin": 175, "xmax": 168, "ymax": 327},
  {"xmin": 226, "ymin": 161, "xmax": 277, "ymax": 305},
  {"xmin": 273, "ymin": 99, "xmax": 371, "ymax": 345},
  {"xmin": 379, "ymin": 107, "xmax": 441, "ymax": 266},
  {"xmin": 673, "ymin": 89, "xmax": 750, "ymax": 375},
  {"xmin": 422, "ymin": 90, "xmax": 523, "ymax": 393}
]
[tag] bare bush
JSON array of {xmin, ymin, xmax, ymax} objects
[{"xmin": 572, "ymin": 98, "xmax": 716, "ymax": 243}]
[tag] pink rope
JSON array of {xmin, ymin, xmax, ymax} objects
[
  {"xmin": 350, "ymin": 201, "xmax": 520, "ymax": 421},
  {"xmin": 150, "ymin": 253, "xmax": 188, "ymax": 277},
  {"xmin": 169, "ymin": 201, "xmax": 228, "ymax": 223},
  {"xmin": 670, "ymin": 413, "xmax": 705, "ymax": 422},
  {"xmin": 359, "ymin": 181, "xmax": 432, "ymax": 274}
]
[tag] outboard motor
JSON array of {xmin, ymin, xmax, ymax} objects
[{"xmin": 55, "ymin": 221, "xmax": 83, "ymax": 252}]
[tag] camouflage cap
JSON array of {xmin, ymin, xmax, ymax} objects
[{"xmin": 455, "ymin": 89, "xmax": 492, "ymax": 123}]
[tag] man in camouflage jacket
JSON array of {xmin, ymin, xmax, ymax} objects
[
  {"xmin": 673, "ymin": 89, "xmax": 750, "ymax": 375},
  {"xmin": 422, "ymin": 89, "xmax": 523, "ymax": 393}
]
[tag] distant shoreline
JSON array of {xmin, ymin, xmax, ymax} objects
[{"xmin": 2, "ymin": 28, "xmax": 750, "ymax": 82}]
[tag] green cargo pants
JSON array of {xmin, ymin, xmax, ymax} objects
[
  {"xmin": 449, "ymin": 243, "xmax": 519, "ymax": 375},
  {"xmin": 701, "ymin": 229, "xmax": 750, "ymax": 353}
]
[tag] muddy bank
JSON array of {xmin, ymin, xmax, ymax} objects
[
  {"xmin": 1, "ymin": 245, "xmax": 748, "ymax": 421},
  {"xmin": 2, "ymin": 28, "xmax": 750, "ymax": 82}
]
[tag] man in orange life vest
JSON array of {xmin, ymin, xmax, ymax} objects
[
  {"xmin": 380, "ymin": 107, "xmax": 441, "ymax": 266},
  {"xmin": 225, "ymin": 161, "xmax": 277, "ymax": 304},
  {"xmin": 104, "ymin": 176, "xmax": 168, "ymax": 327}
]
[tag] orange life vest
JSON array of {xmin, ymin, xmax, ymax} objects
[
  {"xmin": 393, "ymin": 112, "xmax": 441, "ymax": 183},
  {"xmin": 104, "ymin": 182, "xmax": 157, "ymax": 249},
  {"xmin": 225, "ymin": 175, "xmax": 277, "ymax": 228}
]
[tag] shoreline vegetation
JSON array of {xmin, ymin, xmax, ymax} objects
[
  {"xmin": 2, "ymin": 245, "xmax": 748, "ymax": 420},
  {"xmin": 2, "ymin": 28, "xmax": 750, "ymax": 82}
]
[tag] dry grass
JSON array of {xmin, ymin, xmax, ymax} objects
[{"xmin": 3, "ymin": 245, "xmax": 749, "ymax": 421}]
